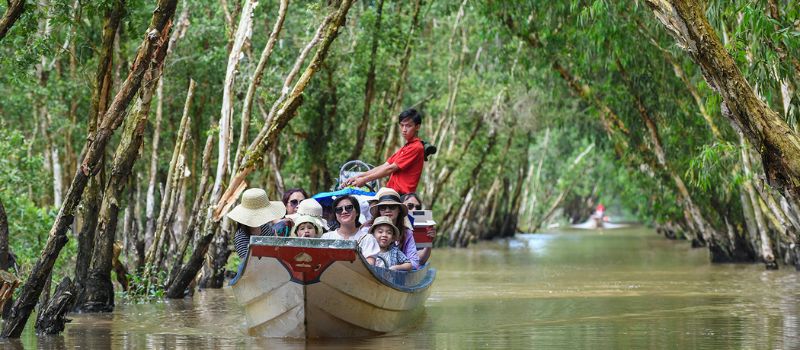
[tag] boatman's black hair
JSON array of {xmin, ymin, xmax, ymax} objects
[{"xmin": 398, "ymin": 108, "xmax": 422, "ymax": 125}]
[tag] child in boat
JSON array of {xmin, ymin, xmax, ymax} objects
[
  {"xmin": 290, "ymin": 214, "xmax": 324, "ymax": 238},
  {"xmin": 370, "ymin": 216, "xmax": 412, "ymax": 271}
]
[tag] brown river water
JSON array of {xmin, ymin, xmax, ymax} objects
[{"xmin": 4, "ymin": 227, "xmax": 800, "ymax": 349}]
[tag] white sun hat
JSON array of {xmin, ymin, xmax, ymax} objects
[
  {"xmin": 226, "ymin": 188, "xmax": 286, "ymax": 228},
  {"xmin": 286, "ymin": 198, "xmax": 329, "ymax": 230}
]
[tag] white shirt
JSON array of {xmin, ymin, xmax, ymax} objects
[{"xmin": 321, "ymin": 228, "xmax": 380, "ymax": 258}]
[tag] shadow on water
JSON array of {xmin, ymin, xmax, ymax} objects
[{"xmin": 3, "ymin": 227, "xmax": 799, "ymax": 349}]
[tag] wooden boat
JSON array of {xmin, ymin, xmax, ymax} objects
[{"xmin": 230, "ymin": 236, "xmax": 436, "ymax": 338}]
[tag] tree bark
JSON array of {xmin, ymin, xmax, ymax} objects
[
  {"xmin": 0, "ymin": 198, "xmax": 8, "ymax": 270},
  {"xmin": 33, "ymin": 277, "xmax": 74, "ymax": 335},
  {"xmin": 0, "ymin": 0, "xmax": 25, "ymax": 41},
  {"xmin": 349, "ymin": 0, "xmax": 384, "ymax": 161},
  {"xmin": 214, "ymin": 0, "xmax": 355, "ymax": 219},
  {"xmin": 645, "ymin": 0, "xmax": 800, "ymax": 199},
  {"xmin": 233, "ymin": 0, "xmax": 289, "ymax": 172},
  {"xmin": 0, "ymin": 0, "xmax": 178, "ymax": 338},
  {"xmin": 78, "ymin": 34, "xmax": 170, "ymax": 312},
  {"xmin": 145, "ymin": 79, "xmax": 195, "ymax": 269},
  {"xmin": 74, "ymin": 0, "xmax": 126, "ymax": 297}
]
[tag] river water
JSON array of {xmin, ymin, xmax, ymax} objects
[{"xmin": 8, "ymin": 227, "xmax": 800, "ymax": 349}]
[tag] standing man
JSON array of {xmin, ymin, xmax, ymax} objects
[{"xmin": 346, "ymin": 109, "xmax": 427, "ymax": 195}]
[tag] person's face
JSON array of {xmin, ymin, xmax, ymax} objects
[
  {"xmin": 399, "ymin": 118, "xmax": 420, "ymax": 142},
  {"xmin": 296, "ymin": 222, "xmax": 317, "ymax": 238},
  {"xmin": 379, "ymin": 204, "xmax": 401, "ymax": 221},
  {"xmin": 286, "ymin": 192, "xmax": 306, "ymax": 215},
  {"xmin": 334, "ymin": 199, "xmax": 356, "ymax": 225},
  {"xmin": 373, "ymin": 225, "xmax": 395, "ymax": 249},
  {"xmin": 403, "ymin": 197, "xmax": 422, "ymax": 211}
]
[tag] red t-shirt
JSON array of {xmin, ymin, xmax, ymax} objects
[{"xmin": 386, "ymin": 137, "xmax": 424, "ymax": 194}]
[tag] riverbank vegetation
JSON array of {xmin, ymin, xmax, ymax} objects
[{"xmin": 0, "ymin": 0, "xmax": 798, "ymax": 337}]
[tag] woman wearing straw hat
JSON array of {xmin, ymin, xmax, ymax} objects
[
  {"xmin": 359, "ymin": 187, "xmax": 420, "ymax": 269},
  {"xmin": 229, "ymin": 188, "xmax": 287, "ymax": 258},
  {"xmin": 320, "ymin": 195, "xmax": 379, "ymax": 264}
]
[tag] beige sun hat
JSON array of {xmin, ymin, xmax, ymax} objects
[
  {"xmin": 226, "ymin": 188, "xmax": 286, "ymax": 227},
  {"xmin": 368, "ymin": 216, "xmax": 400, "ymax": 237},
  {"xmin": 369, "ymin": 187, "xmax": 409, "ymax": 220},
  {"xmin": 286, "ymin": 198, "xmax": 329, "ymax": 230},
  {"xmin": 290, "ymin": 214, "xmax": 324, "ymax": 237}
]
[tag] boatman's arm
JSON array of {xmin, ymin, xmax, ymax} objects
[{"xmin": 345, "ymin": 162, "xmax": 399, "ymax": 187}]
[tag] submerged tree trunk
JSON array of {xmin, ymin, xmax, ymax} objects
[
  {"xmin": 78, "ymin": 34, "xmax": 170, "ymax": 312},
  {"xmin": 645, "ymin": 0, "xmax": 800, "ymax": 199},
  {"xmin": 0, "ymin": 0, "xmax": 179, "ymax": 337},
  {"xmin": 74, "ymin": 0, "xmax": 126, "ymax": 300}
]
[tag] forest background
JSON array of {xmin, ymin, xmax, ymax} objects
[{"xmin": 0, "ymin": 0, "xmax": 799, "ymax": 337}]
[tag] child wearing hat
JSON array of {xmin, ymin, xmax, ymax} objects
[
  {"xmin": 290, "ymin": 214, "xmax": 324, "ymax": 238},
  {"xmin": 370, "ymin": 216, "xmax": 412, "ymax": 271},
  {"xmin": 228, "ymin": 188, "xmax": 288, "ymax": 258}
]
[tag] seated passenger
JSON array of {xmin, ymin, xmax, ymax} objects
[
  {"xmin": 371, "ymin": 216, "xmax": 412, "ymax": 271},
  {"xmin": 228, "ymin": 188, "xmax": 287, "ymax": 258},
  {"xmin": 291, "ymin": 214, "xmax": 324, "ymax": 238},
  {"xmin": 402, "ymin": 192, "xmax": 435, "ymax": 265},
  {"xmin": 321, "ymin": 195, "xmax": 378, "ymax": 264},
  {"xmin": 360, "ymin": 187, "xmax": 420, "ymax": 269},
  {"xmin": 286, "ymin": 198, "xmax": 329, "ymax": 231}
]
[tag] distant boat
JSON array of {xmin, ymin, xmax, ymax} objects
[
  {"xmin": 230, "ymin": 236, "xmax": 436, "ymax": 338},
  {"xmin": 571, "ymin": 217, "xmax": 629, "ymax": 230}
]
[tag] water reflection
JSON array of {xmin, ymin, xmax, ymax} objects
[{"xmin": 7, "ymin": 227, "xmax": 800, "ymax": 349}]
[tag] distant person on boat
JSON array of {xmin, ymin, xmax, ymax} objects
[
  {"xmin": 321, "ymin": 195, "xmax": 379, "ymax": 264},
  {"xmin": 228, "ymin": 188, "xmax": 288, "ymax": 258},
  {"xmin": 403, "ymin": 193, "xmax": 434, "ymax": 265},
  {"xmin": 361, "ymin": 188, "xmax": 420, "ymax": 269},
  {"xmin": 371, "ymin": 216, "xmax": 412, "ymax": 271},
  {"xmin": 344, "ymin": 108, "xmax": 432, "ymax": 195}
]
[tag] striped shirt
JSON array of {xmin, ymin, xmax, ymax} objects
[{"xmin": 234, "ymin": 223, "xmax": 281, "ymax": 258}]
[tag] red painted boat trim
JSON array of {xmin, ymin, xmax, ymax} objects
[
  {"xmin": 249, "ymin": 245, "xmax": 358, "ymax": 285},
  {"xmin": 413, "ymin": 227, "xmax": 433, "ymax": 248}
]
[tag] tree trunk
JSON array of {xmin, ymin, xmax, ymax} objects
[
  {"xmin": 214, "ymin": 0, "xmax": 356, "ymax": 219},
  {"xmin": 33, "ymin": 277, "xmax": 74, "ymax": 335},
  {"xmin": 0, "ymin": 0, "xmax": 25, "ymax": 40},
  {"xmin": 645, "ymin": 0, "xmax": 800, "ymax": 199},
  {"xmin": 0, "ymin": 0, "xmax": 178, "ymax": 338},
  {"xmin": 74, "ymin": 0, "xmax": 126, "ymax": 298},
  {"xmin": 145, "ymin": 80, "xmax": 195, "ymax": 269},
  {"xmin": 740, "ymin": 133, "xmax": 778, "ymax": 268},
  {"xmin": 0, "ymin": 198, "xmax": 8, "ymax": 270},
  {"xmin": 166, "ymin": 134, "xmax": 213, "ymax": 289},
  {"xmin": 78, "ymin": 35, "xmax": 170, "ymax": 312},
  {"xmin": 349, "ymin": 0, "xmax": 384, "ymax": 161},
  {"xmin": 165, "ymin": 220, "xmax": 218, "ymax": 298},
  {"xmin": 144, "ymin": 79, "xmax": 164, "ymax": 251},
  {"xmin": 233, "ymin": 0, "xmax": 289, "ymax": 172}
]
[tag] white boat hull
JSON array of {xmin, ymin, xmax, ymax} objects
[{"xmin": 231, "ymin": 237, "xmax": 435, "ymax": 338}]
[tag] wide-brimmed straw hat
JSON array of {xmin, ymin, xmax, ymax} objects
[
  {"xmin": 369, "ymin": 187, "xmax": 409, "ymax": 220},
  {"xmin": 226, "ymin": 188, "xmax": 286, "ymax": 227},
  {"xmin": 369, "ymin": 216, "xmax": 399, "ymax": 237},
  {"xmin": 290, "ymin": 214, "xmax": 324, "ymax": 237},
  {"xmin": 286, "ymin": 198, "xmax": 329, "ymax": 230}
]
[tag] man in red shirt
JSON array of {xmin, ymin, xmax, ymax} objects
[{"xmin": 346, "ymin": 109, "xmax": 426, "ymax": 194}]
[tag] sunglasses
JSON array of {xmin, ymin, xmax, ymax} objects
[
  {"xmin": 379, "ymin": 205, "xmax": 400, "ymax": 212},
  {"xmin": 406, "ymin": 203, "xmax": 421, "ymax": 210},
  {"xmin": 334, "ymin": 204, "xmax": 355, "ymax": 214},
  {"xmin": 289, "ymin": 199, "xmax": 300, "ymax": 207}
]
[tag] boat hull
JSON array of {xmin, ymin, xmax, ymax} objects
[{"xmin": 230, "ymin": 237, "xmax": 435, "ymax": 338}]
